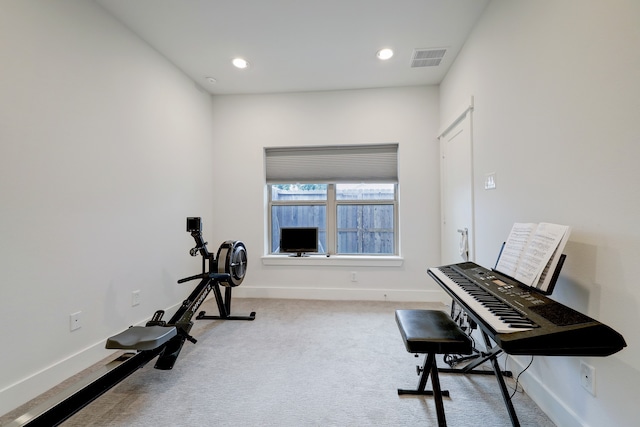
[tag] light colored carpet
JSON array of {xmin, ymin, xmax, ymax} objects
[{"xmin": 3, "ymin": 298, "xmax": 555, "ymax": 426}]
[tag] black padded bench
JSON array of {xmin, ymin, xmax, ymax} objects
[{"xmin": 396, "ymin": 309, "xmax": 472, "ymax": 427}]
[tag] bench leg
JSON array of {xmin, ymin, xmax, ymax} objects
[
  {"xmin": 429, "ymin": 355, "xmax": 447, "ymax": 427},
  {"xmin": 398, "ymin": 353, "xmax": 449, "ymax": 426},
  {"xmin": 398, "ymin": 353, "xmax": 450, "ymax": 397}
]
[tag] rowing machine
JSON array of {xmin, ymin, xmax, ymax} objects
[
  {"xmin": 9, "ymin": 217, "xmax": 254, "ymax": 426},
  {"xmin": 108, "ymin": 216, "xmax": 255, "ymax": 370}
]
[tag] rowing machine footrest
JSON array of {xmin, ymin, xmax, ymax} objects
[{"xmin": 106, "ymin": 325, "xmax": 177, "ymax": 351}]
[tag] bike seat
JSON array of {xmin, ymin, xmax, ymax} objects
[{"xmin": 106, "ymin": 325, "xmax": 177, "ymax": 351}]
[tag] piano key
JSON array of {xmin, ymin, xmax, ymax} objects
[
  {"xmin": 429, "ymin": 266, "xmax": 535, "ymax": 334},
  {"xmin": 427, "ymin": 262, "xmax": 627, "ymax": 357}
]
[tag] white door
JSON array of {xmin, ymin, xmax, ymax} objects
[{"xmin": 440, "ymin": 110, "xmax": 474, "ymax": 265}]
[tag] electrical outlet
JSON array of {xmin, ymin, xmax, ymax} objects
[
  {"xmin": 132, "ymin": 290, "xmax": 141, "ymax": 307},
  {"xmin": 69, "ymin": 311, "xmax": 82, "ymax": 331},
  {"xmin": 351, "ymin": 271, "xmax": 358, "ymax": 282},
  {"xmin": 580, "ymin": 361, "xmax": 596, "ymax": 396}
]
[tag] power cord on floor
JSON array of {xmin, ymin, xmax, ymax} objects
[{"xmin": 505, "ymin": 355, "xmax": 534, "ymax": 399}]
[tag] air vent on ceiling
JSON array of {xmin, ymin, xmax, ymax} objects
[{"xmin": 411, "ymin": 48, "xmax": 447, "ymax": 68}]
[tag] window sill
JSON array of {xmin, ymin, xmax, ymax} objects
[{"xmin": 261, "ymin": 255, "xmax": 404, "ymax": 267}]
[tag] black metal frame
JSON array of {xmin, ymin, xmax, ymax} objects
[
  {"xmin": 398, "ymin": 352, "xmax": 448, "ymax": 426},
  {"xmin": 439, "ymin": 309, "xmax": 520, "ymax": 427},
  {"xmin": 156, "ymin": 227, "xmax": 255, "ymax": 368},
  {"xmin": 9, "ymin": 218, "xmax": 254, "ymax": 426},
  {"xmin": 8, "ymin": 352, "xmax": 160, "ymax": 427},
  {"xmin": 432, "ymin": 252, "xmax": 569, "ymax": 427},
  {"xmin": 432, "ymin": 289, "xmax": 521, "ymax": 427}
]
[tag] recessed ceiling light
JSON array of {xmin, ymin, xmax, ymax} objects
[
  {"xmin": 376, "ymin": 48, "xmax": 394, "ymax": 60},
  {"xmin": 205, "ymin": 77, "xmax": 217, "ymax": 84},
  {"xmin": 232, "ymin": 58, "xmax": 249, "ymax": 69}
]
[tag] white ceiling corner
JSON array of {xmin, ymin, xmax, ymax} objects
[{"xmin": 95, "ymin": 0, "xmax": 489, "ymax": 95}]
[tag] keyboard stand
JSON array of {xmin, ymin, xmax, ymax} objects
[
  {"xmin": 479, "ymin": 331, "xmax": 520, "ymax": 427},
  {"xmin": 438, "ymin": 249, "xmax": 567, "ymax": 425},
  {"xmin": 439, "ymin": 321, "xmax": 520, "ymax": 427},
  {"xmin": 440, "ymin": 345, "xmax": 506, "ymax": 375}
]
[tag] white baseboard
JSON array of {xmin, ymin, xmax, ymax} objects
[
  {"xmin": 0, "ymin": 339, "xmax": 113, "ymax": 416},
  {"xmin": 0, "ymin": 301, "xmax": 183, "ymax": 417},
  {"xmin": 509, "ymin": 356, "xmax": 584, "ymax": 427},
  {"xmin": 1, "ymin": 291, "xmax": 444, "ymax": 417},
  {"xmin": 231, "ymin": 286, "xmax": 449, "ymax": 303}
]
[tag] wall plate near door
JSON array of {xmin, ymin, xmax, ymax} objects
[{"xmin": 484, "ymin": 172, "xmax": 496, "ymax": 190}]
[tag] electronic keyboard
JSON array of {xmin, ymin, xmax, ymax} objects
[{"xmin": 428, "ymin": 262, "xmax": 626, "ymax": 356}]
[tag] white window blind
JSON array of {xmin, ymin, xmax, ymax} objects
[{"xmin": 265, "ymin": 143, "xmax": 398, "ymax": 183}]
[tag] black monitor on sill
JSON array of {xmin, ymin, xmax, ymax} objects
[{"xmin": 279, "ymin": 227, "xmax": 319, "ymax": 257}]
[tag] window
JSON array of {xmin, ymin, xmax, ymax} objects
[
  {"xmin": 269, "ymin": 183, "xmax": 396, "ymax": 255},
  {"xmin": 335, "ymin": 184, "xmax": 395, "ymax": 254},
  {"xmin": 270, "ymin": 184, "xmax": 328, "ymax": 253},
  {"xmin": 265, "ymin": 144, "xmax": 399, "ymax": 256}
]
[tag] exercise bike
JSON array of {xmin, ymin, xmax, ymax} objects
[{"xmin": 10, "ymin": 217, "xmax": 254, "ymax": 426}]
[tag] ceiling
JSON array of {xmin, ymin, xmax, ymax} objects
[{"xmin": 95, "ymin": 0, "xmax": 489, "ymax": 95}]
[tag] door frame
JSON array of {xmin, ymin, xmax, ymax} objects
[{"xmin": 438, "ymin": 96, "xmax": 475, "ymax": 264}]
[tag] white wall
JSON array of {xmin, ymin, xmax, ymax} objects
[
  {"xmin": 10, "ymin": 1, "xmax": 634, "ymax": 424},
  {"xmin": 208, "ymin": 87, "xmax": 444, "ymax": 302},
  {"xmin": 0, "ymin": 1, "xmax": 216, "ymax": 414},
  {"xmin": 440, "ymin": 1, "xmax": 640, "ymax": 426}
]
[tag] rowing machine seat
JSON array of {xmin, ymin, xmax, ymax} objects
[{"xmin": 106, "ymin": 325, "xmax": 177, "ymax": 351}]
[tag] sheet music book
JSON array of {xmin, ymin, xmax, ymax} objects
[{"xmin": 495, "ymin": 222, "xmax": 571, "ymax": 292}]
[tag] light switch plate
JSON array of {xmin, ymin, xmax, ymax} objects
[{"xmin": 484, "ymin": 172, "xmax": 496, "ymax": 190}]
